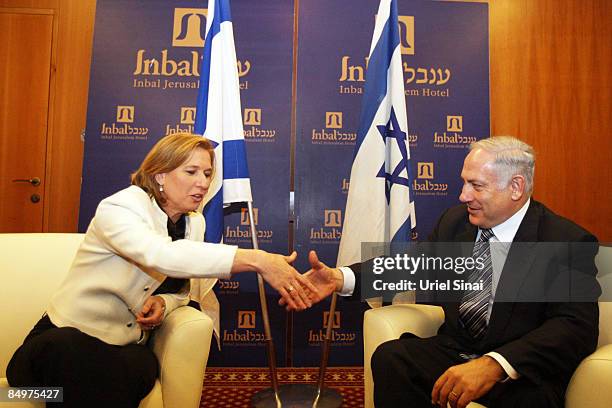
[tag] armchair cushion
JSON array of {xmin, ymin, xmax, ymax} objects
[
  {"xmin": 362, "ymin": 304, "xmax": 488, "ymax": 408},
  {"xmin": 148, "ymin": 305, "xmax": 213, "ymax": 408},
  {"xmin": 565, "ymin": 344, "xmax": 612, "ymax": 408},
  {"xmin": 363, "ymin": 304, "xmax": 444, "ymax": 408}
]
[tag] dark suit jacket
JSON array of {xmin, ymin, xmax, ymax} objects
[{"xmin": 350, "ymin": 200, "xmax": 600, "ymax": 386}]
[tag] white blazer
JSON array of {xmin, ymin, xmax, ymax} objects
[{"xmin": 48, "ymin": 186, "xmax": 237, "ymax": 345}]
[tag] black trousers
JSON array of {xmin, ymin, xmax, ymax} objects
[
  {"xmin": 7, "ymin": 315, "xmax": 158, "ymax": 408},
  {"xmin": 371, "ymin": 333, "xmax": 564, "ymax": 408}
]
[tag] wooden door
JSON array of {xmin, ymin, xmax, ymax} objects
[{"xmin": 0, "ymin": 9, "xmax": 54, "ymax": 232}]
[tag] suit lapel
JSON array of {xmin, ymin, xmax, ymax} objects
[{"xmin": 485, "ymin": 201, "xmax": 541, "ymax": 342}]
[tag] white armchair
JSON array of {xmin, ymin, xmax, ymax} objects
[
  {"xmin": 0, "ymin": 233, "xmax": 213, "ymax": 408},
  {"xmin": 363, "ymin": 246, "xmax": 612, "ymax": 408}
]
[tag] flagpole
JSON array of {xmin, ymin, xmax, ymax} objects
[
  {"xmin": 247, "ymin": 202, "xmax": 282, "ymax": 407},
  {"xmin": 312, "ymin": 292, "xmax": 338, "ymax": 407},
  {"xmin": 250, "ymin": 201, "xmax": 342, "ymax": 408}
]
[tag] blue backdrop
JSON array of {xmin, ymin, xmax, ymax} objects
[{"xmin": 80, "ymin": 0, "xmax": 489, "ymax": 366}]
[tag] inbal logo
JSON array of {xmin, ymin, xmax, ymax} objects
[
  {"xmin": 116, "ymin": 106, "xmax": 135, "ymax": 123},
  {"xmin": 398, "ymin": 16, "xmax": 415, "ymax": 55},
  {"xmin": 413, "ymin": 162, "xmax": 449, "ymax": 196},
  {"xmin": 325, "ymin": 112, "xmax": 343, "ymax": 129},
  {"xmin": 433, "ymin": 115, "xmax": 476, "ymax": 148},
  {"xmin": 101, "ymin": 106, "xmax": 149, "ymax": 140},
  {"xmin": 172, "ymin": 8, "xmax": 208, "ymax": 48},
  {"xmin": 310, "ymin": 210, "xmax": 342, "ymax": 242},
  {"xmin": 226, "ymin": 207, "xmax": 272, "ymax": 243},
  {"xmin": 164, "ymin": 107, "xmax": 195, "ymax": 136},
  {"xmin": 181, "ymin": 107, "xmax": 196, "ymax": 125},
  {"xmin": 312, "ymin": 111, "xmax": 356, "ymax": 145},
  {"xmin": 370, "ymin": 14, "xmax": 414, "ymax": 56},
  {"xmin": 217, "ymin": 279, "xmax": 240, "ymax": 292},
  {"xmin": 446, "ymin": 115, "xmax": 463, "ymax": 132},
  {"xmin": 323, "ymin": 311, "xmax": 341, "ymax": 329},
  {"xmin": 341, "ymin": 178, "xmax": 350, "ymax": 194},
  {"xmin": 309, "ymin": 310, "xmax": 356, "ymax": 345},
  {"xmin": 417, "ymin": 162, "xmax": 434, "ymax": 179},
  {"xmin": 223, "ymin": 310, "xmax": 265, "ymax": 343},
  {"xmin": 237, "ymin": 311, "xmax": 256, "ymax": 329},
  {"xmin": 242, "ymin": 108, "xmax": 276, "ymax": 142},
  {"xmin": 243, "ymin": 108, "xmax": 262, "ymax": 126},
  {"xmin": 240, "ymin": 208, "xmax": 259, "ymax": 226},
  {"xmin": 324, "ymin": 210, "xmax": 342, "ymax": 227}
]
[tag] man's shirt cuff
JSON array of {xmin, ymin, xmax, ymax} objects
[
  {"xmin": 485, "ymin": 352, "xmax": 520, "ymax": 382},
  {"xmin": 338, "ymin": 266, "xmax": 356, "ymax": 296}
]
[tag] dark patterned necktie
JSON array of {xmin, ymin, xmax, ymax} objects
[{"xmin": 459, "ymin": 228, "xmax": 495, "ymax": 339}]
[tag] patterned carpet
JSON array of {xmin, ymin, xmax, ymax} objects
[{"xmin": 200, "ymin": 367, "xmax": 364, "ymax": 407}]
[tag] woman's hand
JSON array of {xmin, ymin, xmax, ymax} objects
[
  {"xmin": 136, "ymin": 295, "xmax": 166, "ymax": 330},
  {"xmin": 259, "ymin": 251, "xmax": 319, "ymax": 311},
  {"xmin": 279, "ymin": 250, "xmax": 343, "ymax": 310},
  {"xmin": 233, "ymin": 249, "xmax": 320, "ymax": 311}
]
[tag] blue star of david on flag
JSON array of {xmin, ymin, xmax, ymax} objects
[
  {"xmin": 338, "ymin": 0, "xmax": 416, "ymax": 267},
  {"xmin": 376, "ymin": 107, "xmax": 411, "ymax": 203}
]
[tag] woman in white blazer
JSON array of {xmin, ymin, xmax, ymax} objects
[{"xmin": 7, "ymin": 133, "xmax": 316, "ymax": 408}]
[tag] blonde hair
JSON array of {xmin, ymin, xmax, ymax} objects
[{"xmin": 131, "ymin": 133, "xmax": 215, "ymax": 204}]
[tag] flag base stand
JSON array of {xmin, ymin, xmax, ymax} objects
[{"xmin": 251, "ymin": 384, "xmax": 342, "ymax": 408}]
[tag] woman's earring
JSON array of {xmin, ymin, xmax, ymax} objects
[{"xmin": 159, "ymin": 184, "xmax": 164, "ymax": 192}]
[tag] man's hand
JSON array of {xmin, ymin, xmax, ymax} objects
[
  {"xmin": 431, "ymin": 356, "xmax": 504, "ymax": 408},
  {"xmin": 256, "ymin": 251, "xmax": 318, "ymax": 311},
  {"xmin": 233, "ymin": 249, "xmax": 320, "ymax": 311},
  {"xmin": 136, "ymin": 295, "xmax": 166, "ymax": 331},
  {"xmin": 280, "ymin": 250, "xmax": 343, "ymax": 310}
]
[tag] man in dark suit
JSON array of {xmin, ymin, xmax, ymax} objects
[{"xmin": 293, "ymin": 136, "xmax": 600, "ymax": 408}]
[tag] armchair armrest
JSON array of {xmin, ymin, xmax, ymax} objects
[
  {"xmin": 150, "ymin": 306, "xmax": 213, "ymax": 408},
  {"xmin": 566, "ymin": 344, "xmax": 612, "ymax": 408},
  {"xmin": 363, "ymin": 304, "xmax": 444, "ymax": 408}
]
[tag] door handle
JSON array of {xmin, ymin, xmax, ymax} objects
[{"xmin": 12, "ymin": 177, "xmax": 41, "ymax": 186}]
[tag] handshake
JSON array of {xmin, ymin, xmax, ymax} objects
[{"xmin": 249, "ymin": 250, "xmax": 345, "ymax": 311}]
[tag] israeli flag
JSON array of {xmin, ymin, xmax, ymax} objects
[
  {"xmin": 337, "ymin": 0, "xmax": 416, "ymax": 267},
  {"xmin": 195, "ymin": 0, "xmax": 252, "ymax": 243}
]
